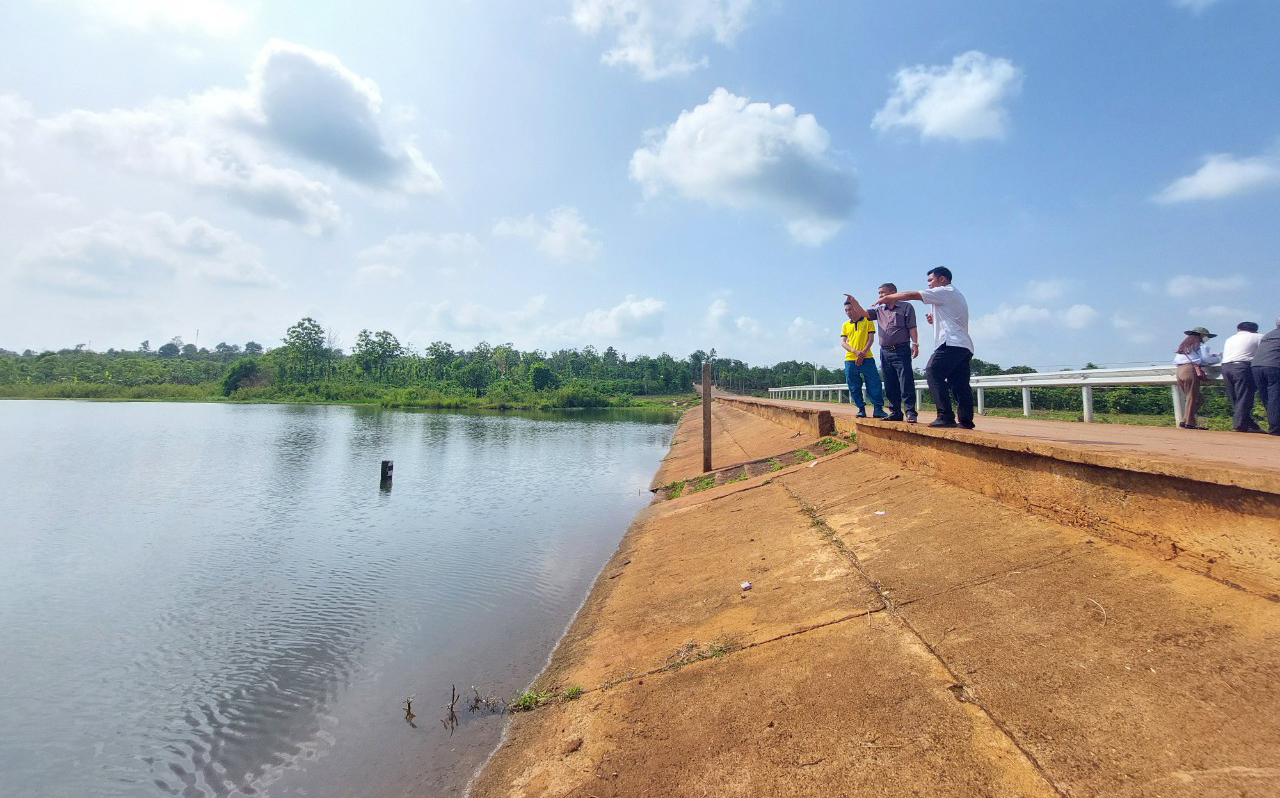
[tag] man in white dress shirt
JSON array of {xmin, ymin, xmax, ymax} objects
[{"xmin": 1221, "ymin": 321, "xmax": 1264, "ymax": 433}]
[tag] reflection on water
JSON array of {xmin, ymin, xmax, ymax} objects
[{"xmin": 0, "ymin": 401, "xmax": 677, "ymax": 797}]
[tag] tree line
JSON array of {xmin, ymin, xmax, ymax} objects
[{"xmin": 0, "ymin": 316, "xmax": 1218, "ymax": 416}]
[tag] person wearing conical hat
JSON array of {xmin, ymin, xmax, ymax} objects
[{"xmin": 1173, "ymin": 326, "xmax": 1221, "ymax": 430}]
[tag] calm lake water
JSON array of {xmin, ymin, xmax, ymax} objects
[{"xmin": 0, "ymin": 400, "xmax": 679, "ymax": 798}]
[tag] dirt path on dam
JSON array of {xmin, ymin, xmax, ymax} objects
[{"xmin": 468, "ymin": 406, "xmax": 1280, "ymax": 797}]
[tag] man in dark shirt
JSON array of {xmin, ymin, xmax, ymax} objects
[
  {"xmin": 1251, "ymin": 319, "xmax": 1280, "ymax": 435},
  {"xmin": 870, "ymin": 282, "xmax": 920, "ymax": 422}
]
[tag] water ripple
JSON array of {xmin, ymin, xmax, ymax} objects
[{"xmin": 0, "ymin": 403, "xmax": 676, "ymax": 797}]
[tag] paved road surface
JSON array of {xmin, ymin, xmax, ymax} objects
[{"xmin": 751, "ymin": 393, "xmax": 1279, "ymax": 474}]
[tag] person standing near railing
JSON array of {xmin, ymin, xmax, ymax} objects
[
  {"xmin": 1221, "ymin": 321, "xmax": 1264, "ymax": 433},
  {"xmin": 869, "ymin": 282, "xmax": 920, "ymax": 422},
  {"xmin": 1173, "ymin": 326, "xmax": 1221, "ymax": 430},
  {"xmin": 839, "ymin": 297, "xmax": 888, "ymax": 418},
  {"xmin": 1251, "ymin": 319, "xmax": 1280, "ymax": 436}
]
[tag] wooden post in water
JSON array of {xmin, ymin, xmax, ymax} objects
[
  {"xmin": 381, "ymin": 460, "xmax": 394, "ymax": 482},
  {"xmin": 702, "ymin": 363, "xmax": 712, "ymax": 472}
]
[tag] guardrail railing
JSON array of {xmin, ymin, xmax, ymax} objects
[{"xmin": 767, "ymin": 365, "xmax": 1222, "ymax": 426}]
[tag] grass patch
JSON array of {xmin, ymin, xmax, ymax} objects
[
  {"xmin": 663, "ymin": 637, "xmax": 743, "ymax": 671},
  {"xmin": 818, "ymin": 436, "xmax": 849, "ymax": 454},
  {"xmin": 794, "ymin": 448, "xmax": 816, "ymax": 463},
  {"xmin": 688, "ymin": 475, "xmax": 716, "ymax": 493},
  {"xmin": 725, "ymin": 468, "xmax": 749, "ymax": 483},
  {"xmin": 663, "ymin": 480, "xmax": 686, "ymax": 499},
  {"xmin": 562, "ymin": 686, "xmax": 584, "ymax": 700},
  {"xmin": 510, "ymin": 687, "xmax": 554, "ymax": 712},
  {"xmin": 766, "ymin": 457, "xmax": 784, "ymax": 472}
]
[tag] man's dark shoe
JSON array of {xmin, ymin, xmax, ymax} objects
[
  {"xmin": 905, "ymin": 414, "xmax": 918, "ymax": 423},
  {"xmin": 958, "ymin": 421, "xmax": 976, "ymax": 429},
  {"xmin": 855, "ymin": 410, "xmax": 868, "ymax": 418},
  {"xmin": 883, "ymin": 414, "xmax": 905, "ymax": 422},
  {"xmin": 929, "ymin": 419, "xmax": 957, "ymax": 428},
  {"xmin": 872, "ymin": 410, "xmax": 890, "ymax": 419}
]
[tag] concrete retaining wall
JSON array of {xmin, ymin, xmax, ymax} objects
[
  {"xmin": 854, "ymin": 421, "xmax": 1280, "ymax": 600},
  {"xmin": 715, "ymin": 397, "xmax": 834, "ymax": 439}
]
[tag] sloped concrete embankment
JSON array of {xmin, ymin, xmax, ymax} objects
[
  {"xmin": 721, "ymin": 397, "xmax": 1280, "ymax": 600},
  {"xmin": 468, "ymin": 404, "xmax": 1280, "ymax": 797},
  {"xmin": 849, "ymin": 417, "xmax": 1280, "ymax": 600}
]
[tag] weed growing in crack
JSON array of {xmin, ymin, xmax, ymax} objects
[
  {"xmin": 818, "ymin": 437, "xmax": 849, "ymax": 454},
  {"xmin": 688, "ymin": 475, "xmax": 716, "ymax": 493},
  {"xmin": 767, "ymin": 457, "xmax": 784, "ymax": 472},
  {"xmin": 794, "ymin": 448, "xmax": 816, "ymax": 462}
]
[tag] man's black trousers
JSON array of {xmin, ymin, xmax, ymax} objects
[
  {"xmin": 1222, "ymin": 361, "xmax": 1259, "ymax": 431},
  {"xmin": 926, "ymin": 344, "xmax": 974, "ymax": 424},
  {"xmin": 879, "ymin": 344, "xmax": 916, "ymax": 417}
]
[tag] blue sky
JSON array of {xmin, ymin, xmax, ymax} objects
[{"xmin": 1, "ymin": 0, "xmax": 1277, "ymax": 370}]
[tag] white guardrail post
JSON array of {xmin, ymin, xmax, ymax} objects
[
  {"xmin": 1021, "ymin": 387, "xmax": 1032, "ymax": 417},
  {"xmin": 1082, "ymin": 385, "xmax": 1094, "ymax": 423}
]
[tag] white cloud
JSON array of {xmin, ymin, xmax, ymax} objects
[
  {"xmin": 788, "ymin": 316, "xmax": 821, "ymax": 343},
  {"xmin": 417, "ymin": 295, "xmax": 549, "ymax": 338},
  {"xmin": 33, "ymin": 40, "xmax": 440, "ymax": 234},
  {"xmin": 872, "ymin": 51, "xmax": 1023, "ymax": 141},
  {"xmin": 354, "ymin": 263, "xmax": 406, "ymax": 285},
  {"xmin": 1025, "ymin": 278, "xmax": 1068, "ymax": 302},
  {"xmin": 42, "ymin": 105, "xmax": 342, "ymax": 234},
  {"xmin": 237, "ymin": 40, "xmax": 442, "ymax": 193},
  {"xmin": 1060, "ymin": 304, "xmax": 1099, "ymax": 329},
  {"xmin": 973, "ymin": 302, "xmax": 1103, "ymax": 340},
  {"xmin": 631, "ymin": 88, "xmax": 857, "ymax": 245},
  {"xmin": 574, "ymin": 295, "xmax": 666, "ymax": 338},
  {"xmin": 735, "ymin": 315, "xmax": 761, "ymax": 335},
  {"xmin": 1165, "ymin": 274, "xmax": 1248, "ymax": 297},
  {"xmin": 703, "ymin": 297, "xmax": 760, "ymax": 337},
  {"xmin": 704, "ymin": 298, "xmax": 730, "ymax": 330},
  {"xmin": 493, "ymin": 207, "xmax": 601, "ymax": 261},
  {"xmin": 970, "ymin": 304, "xmax": 1052, "ymax": 341},
  {"xmin": 57, "ymin": 0, "xmax": 253, "ymax": 37},
  {"xmin": 1153, "ymin": 153, "xmax": 1280, "ymax": 203},
  {"xmin": 1172, "ymin": 0, "xmax": 1224, "ymax": 12},
  {"xmin": 355, "ymin": 231, "xmax": 480, "ymax": 282},
  {"xmin": 11, "ymin": 212, "xmax": 282, "ymax": 295},
  {"xmin": 569, "ymin": 0, "xmax": 757, "ymax": 80},
  {"xmin": 0, "ymin": 93, "xmax": 35, "ymax": 187},
  {"xmin": 1188, "ymin": 305, "xmax": 1257, "ymax": 322}
]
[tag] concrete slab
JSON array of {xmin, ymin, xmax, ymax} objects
[
  {"xmin": 471, "ymin": 623, "xmax": 1061, "ymax": 798},
  {"xmin": 902, "ymin": 547, "xmax": 1280, "ymax": 797},
  {"xmin": 535, "ymin": 481, "xmax": 880, "ymax": 692}
]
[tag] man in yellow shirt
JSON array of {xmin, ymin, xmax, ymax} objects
[{"xmin": 841, "ymin": 298, "xmax": 887, "ymax": 418}]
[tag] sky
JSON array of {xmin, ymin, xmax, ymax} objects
[{"xmin": 1, "ymin": 0, "xmax": 1278, "ymax": 371}]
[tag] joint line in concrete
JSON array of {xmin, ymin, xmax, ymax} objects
[{"xmin": 780, "ymin": 481, "xmax": 1073, "ymax": 798}]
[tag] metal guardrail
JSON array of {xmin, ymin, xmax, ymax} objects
[{"xmin": 768, "ymin": 365, "xmax": 1222, "ymax": 425}]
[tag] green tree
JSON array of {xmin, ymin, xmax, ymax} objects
[
  {"xmin": 222, "ymin": 357, "xmax": 260, "ymax": 395},
  {"xmin": 530, "ymin": 362, "xmax": 560, "ymax": 391},
  {"xmin": 281, "ymin": 317, "xmax": 327, "ymax": 383}
]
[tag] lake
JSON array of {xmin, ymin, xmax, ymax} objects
[{"xmin": 0, "ymin": 400, "xmax": 679, "ymax": 797}]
